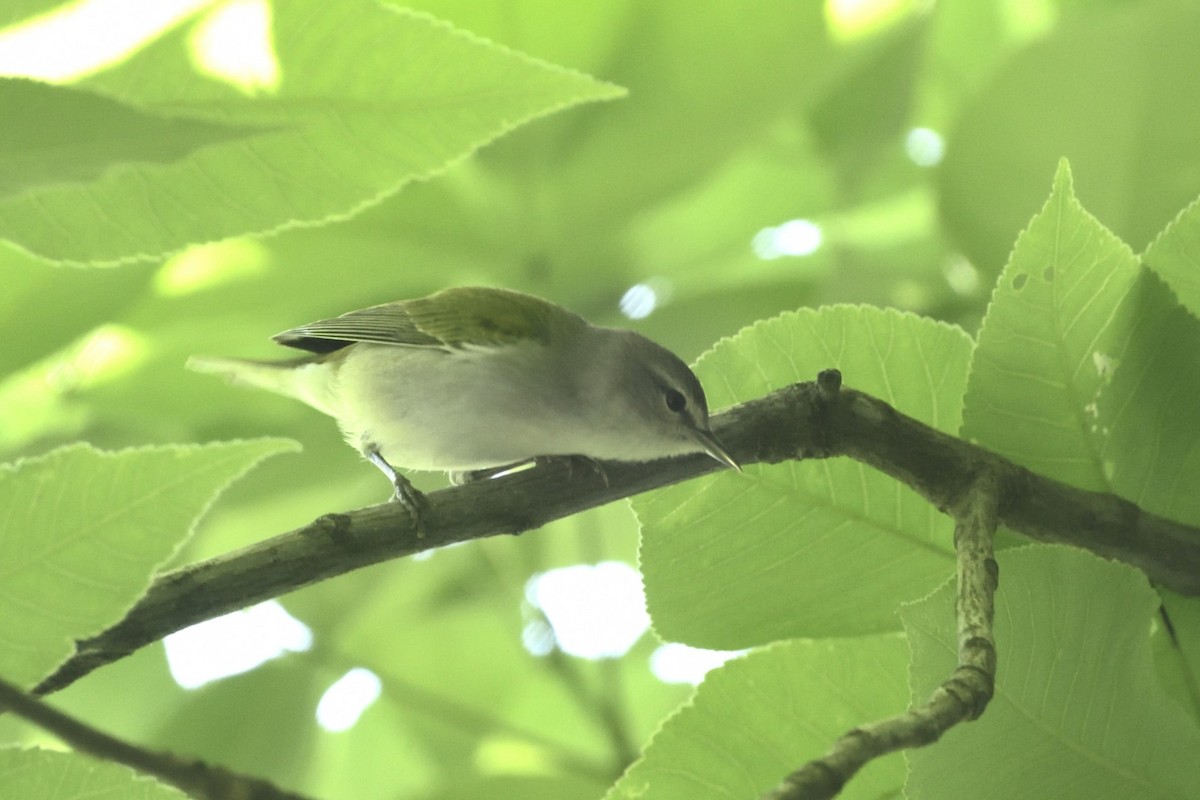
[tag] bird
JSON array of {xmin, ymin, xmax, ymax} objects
[{"xmin": 188, "ymin": 286, "xmax": 738, "ymax": 521}]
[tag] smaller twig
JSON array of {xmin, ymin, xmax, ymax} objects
[
  {"xmin": 0, "ymin": 675, "xmax": 313, "ymax": 800},
  {"xmin": 542, "ymin": 648, "xmax": 639, "ymax": 775},
  {"xmin": 762, "ymin": 472, "xmax": 1000, "ymax": 800}
]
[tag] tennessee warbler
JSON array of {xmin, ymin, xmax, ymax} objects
[{"xmin": 189, "ymin": 287, "xmax": 738, "ymax": 503}]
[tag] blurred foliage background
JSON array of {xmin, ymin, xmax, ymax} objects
[{"xmin": 2, "ymin": 0, "xmax": 1199, "ymax": 798}]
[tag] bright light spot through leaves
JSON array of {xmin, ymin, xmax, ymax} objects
[
  {"xmin": 752, "ymin": 219, "xmax": 823, "ymax": 259},
  {"xmin": 155, "ymin": 239, "xmax": 270, "ymax": 295},
  {"xmin": 525, "ymin": 562, "xmax": 650, "ymax": 659},
  {"xmin": 825, "ymin": 0, "xmax": 920, "ymax": 42},
  {"xmin": 188, "ymin": 0, "xmax": 280, "ymax": 93},
  {"xmin": 316, "ymin": 668, "xmax": 382, "ymax": 733},
  {"xmin": 650, "ymin": 643, "xmax": 746, "ymax": 685},
  {"xmin": 0, "ymin": 325, "xmax": 148, "ymax": 451},
  {"xmin": 0, "ymin": 0, "xmax": 211, "ymax": 82},
  {"xmin": 164, "ymin": 600, "xmax": 312, "ymax": 689},
  {"xmin": 63, "ymin": 324, "xmax": 147, "ymax": 387},
  {"xmin": 943, "ymin": 255, "xmax": 981, "ymax": 296},
  {"xmin": 905, "ymin": 126, "xmax": 945, "ymax": 167},
  {"xmin": 619, "ymin": 283, "xmax": 659, "ymax": 320},
  {"xmin": 521, "ymin": 617, "xmax": 556, "ymax": 657},
  {"xmin": 474, "ymin": 736, "xmax": 557, "ymax": 777},
  {"xmin": 619, "ymin": 278, "xmax": 673, "ymax": 320}
]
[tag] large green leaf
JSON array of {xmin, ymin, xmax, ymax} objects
[
  {"xmin": 961, "ymin": 160, "xmax": 1135, "ymax": 490},
  {"xmin": 0, "ymin": 78, "xmax": 258, "ymax": 198},
  {"xmin": 637, "ymin": 306, "xmax": 972, "ymax": 648},
  {"xmin": 0, "ymin": 748, "xmax": 184, "ymax": 799},
  {"xmin": 0, "ymin": 0, "xmax": 621, "ymax": 264},
  {"xmin": 605, "ymin": 636, "xmax": 908, "ymax": 800},
  {"xmin": 902, "ymin": 545, "xmax": 1200, "ymax": 799},
  {"xmin": 963, "ymin": 160, "xmax": 1200, "ymax": 525},
  {"xmin": 0, "ymin": 439, "xmax": 297, "ymax": 687}
]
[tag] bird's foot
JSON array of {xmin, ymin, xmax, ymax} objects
[
  {"xmin": 390, "ymin": 472, "xmax": 430, "ymax": 538},
  {"xmin": 366, "ymin": 447, "xmax": 428, "ymax": 537}
]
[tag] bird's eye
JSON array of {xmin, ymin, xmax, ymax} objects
[{"xmin": 664, "ymin": 388, "xmax": 687, "ymax": 413}]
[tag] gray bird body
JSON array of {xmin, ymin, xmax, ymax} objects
[{"xmin": 189, "ymin": 287, "xmax": 736, "ymax": 477}]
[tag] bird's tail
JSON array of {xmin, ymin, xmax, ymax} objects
[{"xmin": 186, "ymin": 355, "xmax": 339, "ymax": 417}]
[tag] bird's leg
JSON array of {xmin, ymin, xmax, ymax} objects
[{"xmin": 366, "ymin": 447, "xmax": 428, "ymax": 537}]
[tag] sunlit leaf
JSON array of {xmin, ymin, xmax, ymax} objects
[
  {"xmin": 637, "ymin": 306, "xmax": 972, "ymax": 648},
  {"xmin": 0, "ymin": 439, "xmax": 298, "ymax": 687},
  {"xmin": 605, "ymin": 637, "xmax": 908, "ymax": 800},
  {"xmin": 902, "ymin": 545, "xmax": 1200, "ymax": 799},
  {"xmin": 963, "ymin": 160, "xmax": 1200, "ymax": 525},
  {"xmin": 0, "ymin": 0, "xmax": 621, "ymax": 264},
  {"xmin": 0, "ymin": 78, "xmax": 258, "ymax": 198}
]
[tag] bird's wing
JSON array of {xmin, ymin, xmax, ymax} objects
[
  {"xmin": 272, "ymin": 287, "xmax": 579, "ymax": 354},
  {"xmin": 273, "ymin": 303, "xmax": 439, "ymax": 353}
]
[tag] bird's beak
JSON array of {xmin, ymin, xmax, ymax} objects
[{"xmin": 690, "ymin": 426, "xmax": 741, "ymax": 472}]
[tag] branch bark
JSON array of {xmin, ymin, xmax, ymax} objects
[{"xmin": 35, "ymin": 373, "xmax": 1200, "ymax": 697}]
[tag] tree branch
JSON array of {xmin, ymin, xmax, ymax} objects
[
  {"xmin": 763, "ymin": 461, "xmax": 1000, "ymax": 799},
  {"xmin": 0, "ymin": 675, "xmax": 313, "ymax": 800},
  {"xmin": 36, "ymin": 372, "xmax": 1200, "ymax": 696}
]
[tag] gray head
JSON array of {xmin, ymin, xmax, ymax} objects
[{"xmin": 577, "ymin": 328, "xmax": 739, "ymax": 468}]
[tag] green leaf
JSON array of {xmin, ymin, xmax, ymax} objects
[
  {"xmin": 939, "ymin": 2, "xmax": 1200, "ymax": 270},
  {"xmin": 0, "ymin": 0, "xmax": 622, "ymax": 265},
  {"xmin": 0, "ymin": 748, "xmax": 185, "ymax": 799},
  {"xmin": 605, "ymin": 636, "xmax": 908, "ymax": 800},
  {"xmin": 0, "ymin": 78, "xmax": 260, "ymax": 198},
  {"xmin": 962, "ymin": 160, "xmax": 1135, "ymax": 490},
  {"xmin": 0, "ymin": 439, "xmax": 298, "ymax": 687},
  {"xmin": 963, "ymin": 160, "xmax": 1200, "ymax": 524},
  {"xmin": 902, "ymin": 545, "xmax": 1200, "ymax": 799},
  {"xmin": 1144, "ymin": 194, "xmax": 1200, "ymax": 319},
  {"xmin": 636, "ymin": 306, "xmax": 973, "ymax": 648}
]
